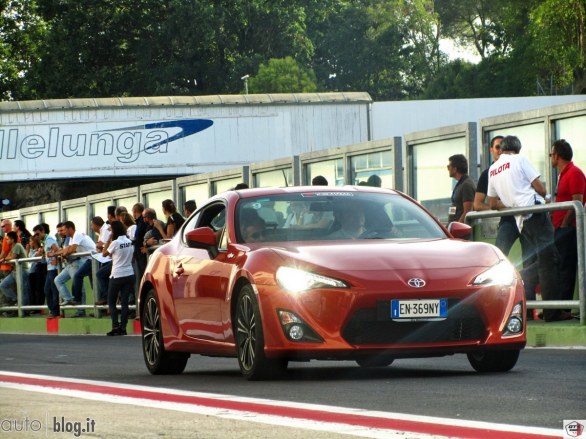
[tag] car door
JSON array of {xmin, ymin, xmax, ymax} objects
[{"xmin": 172, "ymin": 202, "xmax": 234, "ymax": 342}]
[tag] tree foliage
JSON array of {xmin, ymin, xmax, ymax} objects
[
  {"xmin": 1, "ymin": 0, "xmax": 585, "ymax": 101},
  {"xmin": 528, "ymin": 0, "xmax": 586, "ymax": 93},
  {"xmin": 0, "ymin": 1, "xmax": 46, "ymax": 100},
  {"xmin": 248, "ymin": 57, "xmax": 317, "ymax": 93}
]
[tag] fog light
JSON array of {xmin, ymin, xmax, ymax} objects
[
  {"xmin": 506, "ymin": 317, "xmax": 522, "ymax": 334},
  {"xmin": 279, "ymin": 310, "xmax": 301, "ymax": 325},
  {"xmin": 289, "ymin": 324, "xmax": 304, "ymax": 340}
]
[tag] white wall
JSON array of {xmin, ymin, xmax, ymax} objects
[{"xmin": 372, "ymin": 96, "xmax": 586, "ymax": 142}]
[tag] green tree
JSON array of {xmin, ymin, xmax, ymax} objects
[
  {"xmin": 0, "ymin": 1, "xmax": 46, "ymax": 100},
  {"xmin": 28, "ymin": 0, "xmax": 317, "ymax": 98},
  {"xmin": 312, "ymin": 0, "xmax": 431, "ymax": 100},
  {"xmin": 528, "ymin": 0, "xmax": 586, "ymax": 93},
  {"xmin": 420, "ymin": 56, "xmax": 535, "ymax": 99},
  {"xmin": 247, "ymin": 57, "xmax": 317, "ymax": 93},
  {"xmin": 435, "ymin": 0, "xmax": 534, "ymax": 60}
]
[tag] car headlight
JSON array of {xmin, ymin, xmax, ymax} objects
[
  {"xmin": 471, "ymin": 260, "xmax": 516, "ymax": 287},
  {"xmin": 276, "ymin": 267, "xmax": 348, "ymax": 293}
]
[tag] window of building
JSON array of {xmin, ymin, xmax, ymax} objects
[
  {"xmin": 350, "ymin": 151, "xmax": 392, "ymax": 188},
  {"xmin": 115, "ymin": 196, "xmax": 138, "ymax": 211},
  {"xmin": 410, "ymin": 137, "xmax": 466, "ymax": 224},
  {"xmin": 182, "ymin": 183, "xmax": 209, "ymax": 207},
  {"xmin": 144, "ymin": 190, "xmax": 172, "ymax": 222},
  {"xmin": 64, "ymin": 205, "xmax": 88, "ymax": 235},
  {"xmin": 254, "ymin": 168, "xmax": 293, "ymax": 188},
  {"xmin": 555, "ymin": 115, "xmax": 586, "ymax": 172},
  {"xmin": 213, "ymin": 178, "xmax": 242, "ymax": 194},
  {"xmin": 41, "ymin": 211, "xmax": 59, "ymax": 233},
  {"xmin": 306, "ymin": 159, "xmax": 344, "ymax": 186},
  {"xmin": 91, "ymin": 201, "xmax": 112, "ymax": 220}
]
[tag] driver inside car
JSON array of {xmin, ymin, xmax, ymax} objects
[{"xmin": 328, "ymin": 203, "xmax": 365, "ymax": 239}]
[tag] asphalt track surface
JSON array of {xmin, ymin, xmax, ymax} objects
[{"xmin": 1, "ymin": 334, "xmax": 585, "ymax": 438}]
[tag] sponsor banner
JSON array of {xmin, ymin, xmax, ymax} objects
[{"xmin": 0, "ymin": 103, "xmax": 369, "ymax": 182}]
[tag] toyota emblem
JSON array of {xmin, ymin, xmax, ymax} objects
[{"xmin": 407, "ymin": 278, "xmax": 426, "ymax": 288}]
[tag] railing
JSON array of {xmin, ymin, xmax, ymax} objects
[
  {"xmin": 465, "ymin": 201, "xmax": 585, "ymax": 325},
  {"xmin": 0, "ymin": 251, "xmax": 137, "ymax": 318}
]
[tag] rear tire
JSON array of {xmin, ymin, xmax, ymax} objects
[
  {"xmin": 235, "ymin": 284, "xmax": 287, "ymax": 380},
  {"xmin": 467, "ymin": 350, "xmax": 520, "ymax": 373},
  {"xmin": 141, "ymin": 289, "xmax": 189, "ymax": 375}
]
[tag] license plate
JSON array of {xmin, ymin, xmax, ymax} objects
[{"xmin": 391, "ymin": 299, "xmax": 448, "ymax": 321}]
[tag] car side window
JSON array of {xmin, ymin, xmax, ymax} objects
[
  {"xmin": 182, "ymin": 201, "xmax": 226, "ymax": 235},
  {"xmin": 182, "ymin": 202, "xmax": 227, "ymax": 248},
  {"xmin": 182, "ymin": 211, "xmax": 201, "ymax": 240}
]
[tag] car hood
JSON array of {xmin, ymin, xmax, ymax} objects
[{"xmin": 267, "ymin": 238, "xmax": 500, "ymax": 272}]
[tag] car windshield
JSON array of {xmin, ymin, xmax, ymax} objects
[{"xmin": 236, "ymin": 192, "xmax": 446, "ymax": 243}]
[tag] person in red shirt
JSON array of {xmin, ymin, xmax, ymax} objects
[{"xmin": 551, "ymin": 139, "xmax": 586, "ymax": 307}]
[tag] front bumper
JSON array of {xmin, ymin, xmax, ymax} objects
[{"xmin": 256, "ymin": 279, "xmax": 526, "ymax": 360}]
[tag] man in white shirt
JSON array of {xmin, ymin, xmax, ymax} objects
[
  {"xmin": 54, "ymin": 221, "xmax": 96, "ymax": 316},
  {"xmin": 487, "ymin": 135, "xmax": 569, "ymax": 322}
]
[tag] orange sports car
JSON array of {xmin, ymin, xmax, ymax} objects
[{"xmin": 139, "ymin": 186, "xmax": 526, "ymax": 380}]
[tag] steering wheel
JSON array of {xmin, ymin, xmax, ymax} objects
[{"xmin": 358, "ymin": 228, "xmax": 393, "ymax": 239}]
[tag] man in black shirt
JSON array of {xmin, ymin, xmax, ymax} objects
[{"xmin": 131, "ymin": 203, "xmax": 148, "ymax": 289}]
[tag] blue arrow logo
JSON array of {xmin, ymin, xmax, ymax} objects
[{"xmin": 100, "ymin": 119, "xmax": 214, "ymax": 151}]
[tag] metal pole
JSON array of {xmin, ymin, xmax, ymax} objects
[
  {"xmin": 15, "ymin": 261, "xmax": 24, "ymax": 318},
  {"xmin": 91, "ymin": 257, "xmax": 99, "ymax": 317}
]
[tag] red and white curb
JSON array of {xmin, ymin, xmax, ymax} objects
[{"xmin": 0, "ymin": 371, "xmax": 561, "ymax": 439}]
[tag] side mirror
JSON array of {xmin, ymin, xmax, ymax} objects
[
  {"xmin": 447, "ymin": 221, "xmax": 473, "ymax": 240},
  {"xmin": 185, "ymin": 227, "xmax": 218, "ymax": 258}
]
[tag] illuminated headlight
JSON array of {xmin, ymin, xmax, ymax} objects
[
  {"xmin": 276, "ymin": 267, "xmax": 348, "ymax": 293},
  {"xmin": 471, "ymin": 260, "xmax": 516, "ymax": 287}
]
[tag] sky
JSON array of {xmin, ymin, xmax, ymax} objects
[{"xmin": 439, "ymin": 39, "xmax": 481, "ymax": 64}]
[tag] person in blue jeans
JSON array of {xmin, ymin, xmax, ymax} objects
[
  {"xmin": 33, "ymin": 224, "xmax": 61, "ymax": 318},
  {"xmin": 102, "ymin": 221, "xmax": 135, "ymax": 336}
]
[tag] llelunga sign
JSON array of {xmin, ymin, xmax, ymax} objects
[{"xmin": 0, "ymin": 119, "xmax": 212, "ymax": 164}]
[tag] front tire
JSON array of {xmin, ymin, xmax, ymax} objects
[
  {"xmin": 467, "ymin": 350, "xmax": 520, "ymax": 373},
  {"xmin": 235, "ymin": 285, "xmax": 287, "ymax": 380},
  {"xmin": 141, "ymin": 289, "xmax": 189, "ymax": 375}
]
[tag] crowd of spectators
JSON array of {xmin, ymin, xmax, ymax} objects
[{"xmin": 0, "ymin": 199, "xmax": 194, "ymax": 326}]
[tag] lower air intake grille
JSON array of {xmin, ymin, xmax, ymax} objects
[{"xmin": 342, "ymin": 300, "xmax": 486, "ymax": 345}]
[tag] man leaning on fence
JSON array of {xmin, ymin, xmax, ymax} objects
[
  {"xmin": 487, "ymin": 135, "xmax": 572, "ymax": 322},
  {"xmin": 53, "ymin": 221, "xmax": 96, "ymax": 317}
]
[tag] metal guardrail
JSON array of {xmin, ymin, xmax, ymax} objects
[
  {"xmin": 465, "ymin": 201, "xmax": 585, "ymax": 325},
  {"xmin": 1, "ymin": 217, "xmax": 582, "ymax": 325},
  {"xmin": 0, "ymin": 251, "xmax": 136, "ymax": 318}
]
